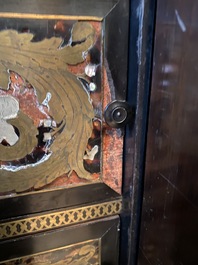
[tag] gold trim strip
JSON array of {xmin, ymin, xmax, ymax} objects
[
  {"xmin": 0, "ymin": 199, "xmax": 122, "ymax": 239},
  {"xmin": 0, "ymin": 12, "xmax": 103, "ymax": 21}
]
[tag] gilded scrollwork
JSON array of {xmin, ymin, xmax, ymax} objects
[{"xmin": 0, "ymin": 22, "xmax": 97, "ymax": 192}]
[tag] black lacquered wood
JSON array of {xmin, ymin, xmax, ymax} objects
[
  {"xmin": 0, "ymin": 216, "xmax": 119, "ymax": 264},
  {"xmin": 0, "ymin": 183, "xmax": 120, "ymax": 220},
  {"xmin": 104, "ymin": 0, "xmax": 129, "ymax": 100},
  {"xmin": 1, "ymin": 0, "xmax": 117, "ymax": 19}
]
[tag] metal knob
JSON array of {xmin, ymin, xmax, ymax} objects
[{"xmin": 104, "ymin": 100, "xmax": 134, "ymax": 128}]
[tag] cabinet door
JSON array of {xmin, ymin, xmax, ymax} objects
[
  {"xmin": 0, "ymin": 0, "xmax": 129, "ymax": 214},
  {"xmin": 0, "ymin": 1, "xmax": 129, "ymax": 264}
]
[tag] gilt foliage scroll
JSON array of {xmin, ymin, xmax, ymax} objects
[{"xmin": 0, "ymin": 21, "xmax": 97, "ymax": 193}]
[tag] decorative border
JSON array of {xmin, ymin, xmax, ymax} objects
[{"xmin": 0, "ymin": 199, "xmax": 122, "ymax": 239}]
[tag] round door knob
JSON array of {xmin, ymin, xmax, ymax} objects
[{"xmin": 104, "ymin": 100, "xmax": 134, "ymax": 128}]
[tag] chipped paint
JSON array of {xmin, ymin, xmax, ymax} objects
[
  {"xmin": 0, "ymin": 95, "xmax": 19, "ymax": 146},
  {"xmin": 0, "ymin": 95, "xmax": 19, "ymax": 119},
  {"xmin": 0, "ymin": 120, "xmax": 19, "ymax": 146},
  {"xmin": 84, "ymin": 145, "xmax": 99, "ymax": 160},
  {"xmin": 43, "ymin": 119, "xmax": 52, "ymax": 127},
  {"xmin": 85, "ymin": 64, "xmax": 97, "ymax": 77},
  {"xmin": 42, "ymin": 92, "xmax": 52, "ymax": 110},
  {"xmin": 43, "ymin": 132, "xmax": 52, "ymax": 142}
]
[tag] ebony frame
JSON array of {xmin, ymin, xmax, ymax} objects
[
  {"xmin": 0, "ymin": 216, "xmax": 120, "ymax": 264},
  {"xmin": 1, "ymin": 0, "xmax": 117, "ymax": 19}
]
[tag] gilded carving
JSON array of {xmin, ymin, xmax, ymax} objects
[{"xmin": 0, "ymin": 22, "xmax": 97, "ymax": 192}]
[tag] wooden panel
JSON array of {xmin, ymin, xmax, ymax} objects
[
  {"xmin": 138, "ymin": 0, "xmax": 198, "ymax": 264},
  {"xmin": 0, "ymin": 216, "xmax": 120, "ymax": 264}
]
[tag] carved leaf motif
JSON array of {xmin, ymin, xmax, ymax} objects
[
  {"xmin": 0, "ymin": 22, "xmax": 95, "ymax": 90},
  {"xmin": 72, "ymin": 21, "xmax": 95, "ymax": 42},
  {"xmin": 0, "ymin": 22, "xmax": 96, "ymax": 192},
  {"xmin": 0, "ymin": 112, "xmax": 38, "ymax": 161}
]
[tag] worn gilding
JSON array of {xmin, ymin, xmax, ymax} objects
[{"xmin": 0, "ymin": 22, "xmax": 96, "ymax": 192}]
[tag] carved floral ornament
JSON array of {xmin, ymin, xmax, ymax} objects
[{"xmin": 0, "ymin": 22, "xmax": 97, "ymax": 193}]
